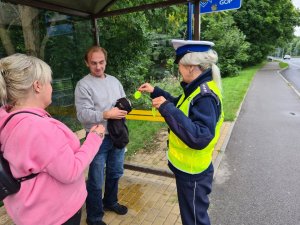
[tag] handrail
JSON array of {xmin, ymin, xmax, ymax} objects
[{"xmin": 126, "ymin": 109, "xmax": 165, "ymax": 122}]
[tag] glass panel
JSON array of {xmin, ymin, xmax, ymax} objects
[{"xmin": 0, "ymin": 0, "xmax": 94, "ymax": 131}]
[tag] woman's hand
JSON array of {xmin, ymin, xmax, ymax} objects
[
  {"xmin": 138, "ymin": 83, "xmax": 154, "ymax": 93},
  {"xmin": 152, "ymin": 96, "xmax": 166, "ymax": 109},
  {"xmin": 90, "ymin": 124, "xmax": 105, "ymax": 137}
]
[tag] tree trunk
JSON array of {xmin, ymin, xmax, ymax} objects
[
  {"xmin": 0, "ymin": 24, "xmax": 15, "ymax": 55},
  {"xmin": 0, "ymin": 8, "xmax": 15, "ymax": 55},
  {"xmin": 18, "ymin": 5, "xmax": 40, "ymax": 57}
]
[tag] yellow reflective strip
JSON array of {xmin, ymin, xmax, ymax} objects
[
  {"xmin": 128, "ymin": 109, "xmax": 157, "ymax": 116},
  {"xmin": 126, "ymin": 114, "xmax": 165, "ymax": 122},
  {"xmin": 128, "ymin": 109, "xmax": 163, "ymax": 117}
]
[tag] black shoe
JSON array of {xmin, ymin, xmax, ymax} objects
[
  {"xmin": 104, "ymin": 203, "xmax": 128, "ymax": 215},
  {"xmin": 86, "ymin": 219, "xmax": 106, "ymax": 225}
]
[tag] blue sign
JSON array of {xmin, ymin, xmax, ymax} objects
[
  {"xmin": 200, "ymin": 0, "xmax": 242, "ymax": 14},
  {"xmin": 47, "ymin": 24, "xmax": 73, "ymax": 37}
]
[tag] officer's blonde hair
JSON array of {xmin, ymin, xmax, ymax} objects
[
  {"xmin": 0, "ymin": 53, "xmax": 52, "ymax": 106},
  {"xmin": 179, "ymin": 50, "xmax": 222, "ymax": 91}
]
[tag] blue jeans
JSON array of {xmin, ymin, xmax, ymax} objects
[{"xmin": 86, "ymin": 135, "xmax": 125, "ymax": 223}]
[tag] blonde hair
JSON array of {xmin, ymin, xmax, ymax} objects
[
  {"xmin": 0, "ymin": 53, "xmax": 52, "ymax": 106},
  {"xmin": 179, "ymin": 50, "xmax": 222, "ymax": 91}
]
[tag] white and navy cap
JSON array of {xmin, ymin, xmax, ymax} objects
[{"xmin": 171, "ymin": 39, "xmax": 215, "ymax": 64}]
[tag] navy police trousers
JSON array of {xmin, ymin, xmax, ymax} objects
[{"xmin": 171, "ymin": 163, "xmax": 214, "ymax": 225}]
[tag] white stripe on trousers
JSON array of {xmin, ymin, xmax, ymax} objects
[{"xmin": 193, "ymin": 181, "xmax": 197, "ymax": 225}]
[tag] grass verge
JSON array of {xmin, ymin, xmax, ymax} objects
[
  {"xmin": 126, "ymin": 120, "xmax": 166, "ymax": 157},
  {"xmin": 222, "ymin": 63, "xmax": 265, "ymax": 121},
  {"xmin": 279, "ymin": 61, "xmax": 289, "ymax": 69}
]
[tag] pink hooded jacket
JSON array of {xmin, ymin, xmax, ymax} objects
[{"xmin": 0, "ymin": 107, "xmax": 102, "ymax": 225}]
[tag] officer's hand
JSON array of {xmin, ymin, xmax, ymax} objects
[
  {"xmin": 138, "ymin": 83, "xmax": 154, "ymax": 93},
  {"xmin": 152, "ymin": 96, "xmax": 166, "ymax": 109},
  {"xmin": 104, "ymin": 107, "xmax": 127, "ymax": 119}
]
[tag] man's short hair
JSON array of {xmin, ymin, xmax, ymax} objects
[{"xmin": 84, "ymin": 46, "xmax": 108, "ymax": 62}]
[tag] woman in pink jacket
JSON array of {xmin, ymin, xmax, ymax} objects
[{"xmin": 0, "ymin": 53, "xmax": 105, "ymax": 225}]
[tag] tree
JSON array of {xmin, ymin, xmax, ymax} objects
[
  {"xmin": 291, "ymin": 37, "xmax": 300, "ymax": 56},
  {"xmin": 97, "ymin": 12, "xmax": 153, "ymax": 93},
  {"xmin": 143, "ymin": 5, "xmax": 188, "ymax": 79},
  {"xmin": 0, "ymin": 2, "xmax": 17, "ymax": 55},
  {"xmin": 0, "ymin": 2, "xmax": 47, "ymax": 58},
  {"xmin": 95, "ymin": 1, "xmax": 188, "ymax": 93},
  {"xmin": 201, "ymin": 13, "xmax": 250, "ymax": 76},
  {"xmin": 18, "ymin": 5, "xmax": 41, "ymax": 56},
  {"xmin": 232, "ymin": 0, "xmax": 300, "ymax": 65}
]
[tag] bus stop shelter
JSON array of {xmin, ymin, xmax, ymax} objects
[{"xmin": 5, "ymin": 0, "xmax": 203, "ymax": 42}]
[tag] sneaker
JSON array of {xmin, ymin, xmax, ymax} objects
[
  {"xmin": 104, "ymin": 203, "xmax": 128, "ymax": 215},
  {"xmin": 86, "ymin": 219, "xmax": 106, "ymax": 225}
]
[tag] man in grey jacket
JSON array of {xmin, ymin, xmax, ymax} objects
[{"xmin": 75, "ymin": 46, "xmax": 128, "ymax": 225}]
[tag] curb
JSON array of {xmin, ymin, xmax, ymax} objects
[
  {"xmin": 277, "ymin": 67, "xmax": 300, "ymax": 98},
  {"xmin": 212, "ymin": 122, "xmax": 234, "ymax": 178}
]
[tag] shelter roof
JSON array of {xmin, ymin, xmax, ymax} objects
[{"xmin": 5, "ymin": 0, "xmax": 192, "ymax": 18}]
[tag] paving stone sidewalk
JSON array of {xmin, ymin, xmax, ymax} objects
[{"xmin": 0, "ymin": 122, "xmax": 232, "ymax": 225}]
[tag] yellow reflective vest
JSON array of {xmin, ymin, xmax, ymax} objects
[{"xmin": 167, "ymin": 80, "xmax": 224, "ymax": 174}]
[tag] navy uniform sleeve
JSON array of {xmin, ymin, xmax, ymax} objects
[
  {"xmin": 159, "ymin": 95, "xmax": 220, "ymax": 150},
  {"xmin": 150, "ymin": 86, "xmax": 181, "ymax": 104}
]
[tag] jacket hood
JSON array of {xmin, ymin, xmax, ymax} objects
[
  {"xmin": 0, "ymin": 106, "xmax": 11, "ymax": 129},
  {"xmin": 0, "ymin": 106, "xmax": 49, "ymax": 148}
]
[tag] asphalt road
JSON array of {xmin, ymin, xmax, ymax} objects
[
  {"xmin": 208, "ymin": 62, "xmax": 300, "ymax": 225},
  {"xmin": 281, "ymin": 57, "xmax": 300, "ymax": 91}
]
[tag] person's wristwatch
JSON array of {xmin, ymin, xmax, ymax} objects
[{"xmin": 92, "ymin": 130, "xmax": 104, "ymax": 138}]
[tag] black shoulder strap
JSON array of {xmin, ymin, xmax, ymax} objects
[
  {"xmin": 192, "ymin": 82, "xmax": 220, "ymax": 106},
  {"xmin": 1, "ymin": 111, "xmax": 42, "ymax": 129},
  {"xmin": 16, "ymin": 173, "xmax": 39, "ymax": 182},
  {"xmin": 200, "ymin": 83, "xmax": 212, "ymax": 95},
  {"xmin": 1, "ymin": 111, "xmax": 43, "ymax": 182}
]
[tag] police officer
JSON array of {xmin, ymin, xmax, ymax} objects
[{"xmin": 138, "ymin": 39, "xmax": 223, "ymax": 225}]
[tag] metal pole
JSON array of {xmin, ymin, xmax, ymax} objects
[
  {"xmin": 91, "ymin": 17, "xmax": 99, "ymax": 46},
  {"xmin": 187, "ymin": 2, "xmax": 193, "ymax": 40},
  {"xmin": 193, "ymin": 0, "xmax": 200, "ymax": 40}
]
